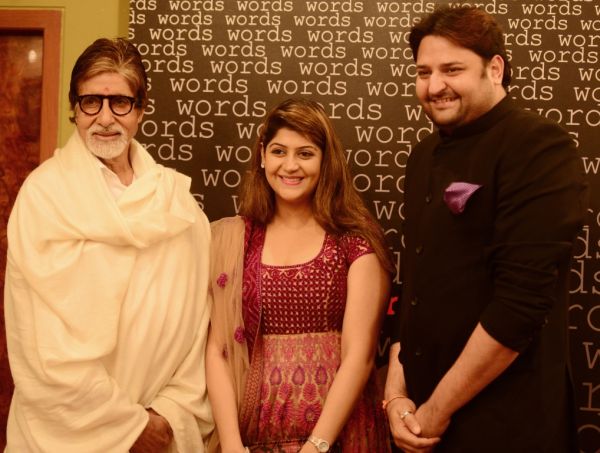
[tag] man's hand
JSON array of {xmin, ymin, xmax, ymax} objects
[
  {"xmin": 415, "ymin": 400, "xmax": 450, "ymax": 439},
  {"xmin": 387, "ymin": 397, "xmax": 440, "ymax": 453},
  {"xmin": 131, "ymin": 408, "xmax": 173, "ymax": 453}
]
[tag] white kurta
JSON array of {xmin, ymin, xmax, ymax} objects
[{"xmin": 4, "ymin": 132, "xmax": 213, "ymax": 452}]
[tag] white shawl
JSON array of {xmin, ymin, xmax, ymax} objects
[{"xmin": 4, "ymin": 132, "xmax": 213, "ymax": 452}]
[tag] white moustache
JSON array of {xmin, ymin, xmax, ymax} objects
[{"xmin": 89, "ymin": 125, "xmax": 124, "ymax": 135}]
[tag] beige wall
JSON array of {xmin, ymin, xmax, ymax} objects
[{"xmin": 0, "ymin": 0, "xmax": 128, "ymax": 146}]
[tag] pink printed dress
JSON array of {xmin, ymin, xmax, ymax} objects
[{"xmin": 239, "ymin": 220, "xmax": 390, "ymax": 452}]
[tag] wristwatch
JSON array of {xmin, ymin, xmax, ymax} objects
[{"xmin": 308, "ymin": 435, "xmax": 330, "ymax": 452}]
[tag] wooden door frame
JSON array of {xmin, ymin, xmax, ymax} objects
[{"xmin": 0, "ymin": 9, "xmax": 62, "ymax": 161}]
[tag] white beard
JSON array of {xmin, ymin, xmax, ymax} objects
[{"xmin": 84, "ymin": 125, "xmax": 130, "ymax": 160}]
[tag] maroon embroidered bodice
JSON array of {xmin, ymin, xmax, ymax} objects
[{"xmin": 242, "ymin": 220, "xmax": 372, "ymax": 350}]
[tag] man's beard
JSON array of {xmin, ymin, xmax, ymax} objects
[{"xmin": 85, "ymin": 125, "xmax": 130, "ymax": 160}]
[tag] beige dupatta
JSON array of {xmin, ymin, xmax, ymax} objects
[{"xmin": 207, "ymin": 216, "xmax": 250, "ymax": 450}]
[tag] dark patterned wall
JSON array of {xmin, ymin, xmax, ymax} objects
[{"xmin": 130, "ymin": 0, "xmax": 600, "ymax": 449}]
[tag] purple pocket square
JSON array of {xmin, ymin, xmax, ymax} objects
[{"xmin": 443, "ymin": 182, "xmax": 482, "ymax": 214}]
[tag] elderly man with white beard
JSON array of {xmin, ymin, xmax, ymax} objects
[{"xmin": 4, "ymin": 38, "xmax": 213, "ymax": 452}]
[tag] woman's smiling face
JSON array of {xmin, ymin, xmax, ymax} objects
[{"xmin": 261, "ymin": 127, "xmax": 323, "ymax": 209}]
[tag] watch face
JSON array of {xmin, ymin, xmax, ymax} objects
[{"xmin": 309, "ymin": 436, "xmax": 329, "ymax": 452}]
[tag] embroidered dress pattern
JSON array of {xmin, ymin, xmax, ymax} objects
[{"xmin": 240, "ymin": 220, "xmax": 390, "ymax": 452}]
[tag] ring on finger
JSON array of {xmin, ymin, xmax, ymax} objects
[{"xmin": 400, "ymin": 410, "xmax": 413, "ymax": 420}]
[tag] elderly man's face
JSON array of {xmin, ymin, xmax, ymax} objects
[{"xmin": 74, "ymin": 72, "xmax": 144, "ymax": 161}]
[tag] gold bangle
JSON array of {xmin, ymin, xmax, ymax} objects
[{"xmin": 382, "ymin": 394, "xmax": 408, "ymax": 410}]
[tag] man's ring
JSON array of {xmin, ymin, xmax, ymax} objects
[{"xmin": 400, "ymin": 410, "xmax": 412, "ymax": 420}]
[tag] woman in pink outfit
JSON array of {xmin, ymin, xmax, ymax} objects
[{"xmin": 207, "ymin": 98, "xmax": 393, "ymax": 453}]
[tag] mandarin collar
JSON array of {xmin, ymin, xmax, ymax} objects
[{"xmin": 439, "ymin": 95, "xmax": 514, "ymax": 142}]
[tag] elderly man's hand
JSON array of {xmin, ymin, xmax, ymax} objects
[{"xmin": 131, "ymin": 408, "xmax": 173, "ymax": 453}]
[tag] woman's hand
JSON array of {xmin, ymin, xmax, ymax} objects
[
  {"xmin": 221, "ymin": 447, "xmax": 249, "ymax": 453},
  {"xmin": 299, "ymin": 441, "xmax": 316, "ymax": 453}
]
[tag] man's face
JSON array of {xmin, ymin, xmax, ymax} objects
[
  {"xmin": 415, "ymin": 35, "xmax": 504, "ymax": 133},
  {"xmin": 74, "ymin": 72, "xmax": 144, "ymax": 161}
]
